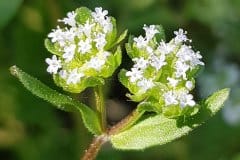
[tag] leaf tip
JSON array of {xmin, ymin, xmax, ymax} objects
[{"xmin": 9, "ymin": 65, "xmax": 18, "ymax": 77}]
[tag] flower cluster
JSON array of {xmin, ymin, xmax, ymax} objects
[
  {"xmin": 120, "ymin": 25, "xmax": 204, "ymax": 116},
  {"xmin": 45, "ymin": 7, "xmax": 125, "ymax": 93}
]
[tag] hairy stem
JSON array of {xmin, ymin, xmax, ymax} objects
[
  {"xmin": 81, "ymin": 135, "xmax": 108, "ymax": 160},
  {"xmin": 81, "ymin": 109, "xmax": 144, "ymax": 159},
  {"xmin": 108, "ymin": 109, "xmax": 144, "ymax": 135},
  {"xmin": 94, "ymin": 85, "xmax": 106, "ymax": 132}
]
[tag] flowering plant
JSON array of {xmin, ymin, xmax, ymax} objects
[{"xmin": 10, "ymin": 6, "xmax": 229, "ymax": 160}]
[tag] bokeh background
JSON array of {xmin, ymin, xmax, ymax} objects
[{"xmin": 1, "ymin": 0, "xmax": 240, "ymax": 159}]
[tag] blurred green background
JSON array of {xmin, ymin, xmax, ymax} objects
[{"xmin": 1, "ymin": 0, "xmax": 240, "ymax": 159}]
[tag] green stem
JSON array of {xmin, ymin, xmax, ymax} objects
[
  {"xmin": 108, "ymin": 109, "xmax": 144, "ymax": 135},
  {"xmin": 94, "ymin": 85, "xmax": 106, "ymax": 132}
]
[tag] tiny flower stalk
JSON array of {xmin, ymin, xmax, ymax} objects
[{"xmin": 10, "ymin": 6, "xmax": 230, "ymax": 160}]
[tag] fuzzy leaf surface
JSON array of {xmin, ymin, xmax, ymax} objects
[
  {"xmin": 10, "ymin": 66, "xmax": 102, "ymax": 135},
  {"xmin": 110, "ymin": 88, "xmax": 230, "ymax": 150}
]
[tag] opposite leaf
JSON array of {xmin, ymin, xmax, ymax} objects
[
  {"xmin": 110, "ymin": 88, "xmax": 229, "ymax": 150},
  {"xmin": 10, "ymin": 66, "xmax": 102, "ymax": 135}
]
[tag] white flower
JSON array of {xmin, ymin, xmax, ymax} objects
[
  {"xmin": 185, "ymin": 81, "xmax": 193, "ymax": 90},
  {"xmin": 137, "ymin": 78, "xmax": 154, "ymax": 91},
  {"xmin": 45, "ymin": 55, "xmax": 62, "ymax": 74},
  {"xmin": 67, "ymin": 69, "xmax": 84, "ymax": 84},
  {"xmin": 178, "ymin": 91, "xmax": 196, "ymax": 107},
  {"xmin": 101, "ymin": 51, "xmax": 111, "ymax": 59},
  {"xmin": 175, "ymin": 61, "xmax": 189, "ymax": 80},
  {"xmin": 189, "ymin": 51, "xmax": 204, "ymax": 67},
  {"xmin": 167, "ymin": 77, "xmax": 179, "ymax": 87},
  {"xmin": 94, "ymin": 33, "xmax": 106, "ymax": 50},
  {"xmin": 63, "ymin": 27, "xmax": 76, "ymax": 43},
  {"xmin": 63, "ymin": 44, "xmax": 76, "ymax": 62},
  {"xmin": 126, "ymin": 68, "xmax": 143, "ymax": 83},
  {"xmin": 133, "ymin": 57, "xmax": 148, "ymax": 69},
  {"xmin": 174, "ymin": 28, "xmax": 189, "ymax": 43},
  {"xmin": 146, "ymin": 46, "xmax": 154, "ymax": 55},
  {"xmin": 48, "ymin": 26, "xmax": 65, "ymax": 43},
  {"xmin": 158, "ymin": 41, "xmax": 175, "ymax": 55},
  {"xmin": 59, "ymin": 70, "xmax": 68, "ymax": 79},
  {"xmin": 176, "ymin": 45, "xmax": 193, "ymax": 62},
  {"xmin": 133, "ymin": 36, "xmax": 148, "ymax": 49},
  {"xmin": 81, "ymin": 20, "xmax": 95, "ymax": 37},
  {"xmin": 78, "ymin": 38, "xmax": 92, "ymax": 54},
  {"xmin": 92, "ymin": 7, "xmax": 108, "ymax": 22},
  {"xmin": 164, "ymin": 91, "xmax": 178, "ymax": 106},
  {"xmin": 86, "ymin": 57, "xmax": 105, "ymax": 70},
  {"xmin": 149, "ymin": 54, "xmax": 166, "ymax": 70},
  {"xmin": 101, "ymin": 17, "xmax": 113, "ymax": 33},
  {"xmin": 143, "ymin": 24, "xmax": 159, "ymax": 40},
  {"xmin": 176, "ymin": 45, "xmax": 204, "ymax": 68},
  {"xmin": 58, "ymin": 11, "xmax": 76, "ymax": 27}
]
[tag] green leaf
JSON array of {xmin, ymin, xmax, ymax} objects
[
  {"xmin": 113, "ymin": 46, "xmax": 122, "ymax": 67},
  {"xmin": 116, "ymin": 29, "xmax": 128, "ymax": 44},
  {"xmin": 110, "ymin": 88, "xmax": 230, "ymax": 150},
  {"xmin": 205, "ymin": 88, "xmax": 230, "ymax": 114},
  {"xmin": 44, "ymin": 39, "xmax": 62, "ymax": 56},
  {"xmin": 110, "ymin": 30, "xmax": 128, "ymax": 48},
  {"xmin": 10, "ymin": 66, "xmax": 102, "ymax": 135},
  {"xmin": 75, "ymin": 7, "xmax": 92, "ymax": 24}
]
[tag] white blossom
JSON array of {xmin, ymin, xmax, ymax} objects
[
  {"xmin": 185, "ymin": 81, "xmax": 193, "ymax": 90},
  {"xmin": 133, "ymin": 36, "xmax": 148, "ymax": 49},
  {"xmin": 126, "ymin": 68, "xmax": 143, "ymax": 83},
  {"xmin": 175, "ymin": 61, "xmax": 190, "ymax": 80},
  {"xmin": 176, "ymin": 45, "xmax": 204, "ymax": 69},
  {"xmin": 167, "ymin": 77, "xmax": 179, "ymax": 87},
  {"xmin": 174, "ymin": 28, "xmax": 189, "ymax": 43},
  {"xmin": 63, "ymin": 27, "xmax": 76, "ymax": 43},
  {"xmin": 158, "ymin": 41, "xmax": 175, "ymax": 55},
  {"xmin": 143, "ymin": 24, "xmax": 159, "ymax": 40},
  {"xmin": 58, "ymin": 11, "xmax": 76, "ymax": 27},
  {"xmin": 149, "ymin": 54, "xmax": 166, "ymax": 70},
  {"xmin": 45, "ymin": 55, "xmax": 62, "ymax": 74},
  {"xmin": 101, "ymin": 51, "xmax": 111, "ymax": 59},
  {"xmin": 101, "ymin": 17, "xmax": 113, "ymax": 33},
  {"xmin": 59, "ymin": 70, "xmax": 68, "ymax": 79},
  {"xmin": 92, "ymin": 7, "xmax": 108, "ymax": 22},
  {"xmin": 78, "ymin": 38, "xmax": 92, "ymax": 54},
  {"xmin": 94, "ymin": 33, "xmax": 106, "ymax": 50},
  {"xmin": 67, "ymin": 69, "xmax": 84, "ymax": 84},
  {"xmin": 137, "ymin": 78, "xmax": 154, "ymax": 91},
  {"xmin": 164, "ymin": 91, "xmax": 178, "ymax": 106},
  {"xmin": 86, "ymin": 57, "xmax": 105, "ymax": 70},
  {"xmin": 178, "ymin": 91, "xmax": 196, "ymax": 107},
  {"xmin": 48, "ymin": 26, "xmax": 65, "ymax": 43},
  {"xmin": 133, "ymin": 57, "xmax": 148, "ymax": 69},
  {"xmin": 63, "ymin": 44, "xmax": 76, "ymax": 62},
  {"xmin": 81, "ymin": 20, "xmax": 95, "ymax": 37}
]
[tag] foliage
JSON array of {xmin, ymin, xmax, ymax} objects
[{"xmin": 1, "ymin": 0, "xmax": 240, "ymax": 160}]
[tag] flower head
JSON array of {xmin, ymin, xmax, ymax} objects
[
  {"xmin": 120, "ymin": 25, "xmax": 204, "ymax": 117},
  {"xmin": 45, "ymin": 7, "xmax": 126, "ymax": 93}
]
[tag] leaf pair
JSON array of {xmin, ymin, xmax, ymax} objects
[{"xmin": 10, "ymin": 66, "xmax": 230, "ymax": 150}]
